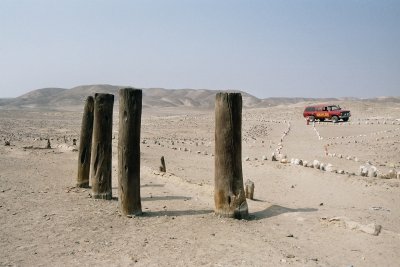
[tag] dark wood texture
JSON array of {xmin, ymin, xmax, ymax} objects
[
  {"xmin": 118, "ymin": 88, "xmax": 142, "ymax": 215},
  {"xmin": 214, "ymin": 92, "xmax": 248, "ymax": 219},
  {"xmin": 76, "ymin": 96, "xmax": 94, "ymax": 188},
  {"xmin": 90, "ymin": 93, "xmax": 114, "ymax": 200},
  {"xmin": 159, "ymin": 156, "xmax": 166, "ymax": 172}
]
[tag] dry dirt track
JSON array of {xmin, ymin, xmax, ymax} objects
[{"xmin": 1, "ymin": 102, "xmax": 400, "ymax": 266}]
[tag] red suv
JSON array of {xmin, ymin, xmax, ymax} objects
[{"xmin": 303, "ymin": 104, "xmax": 351, "ymax": 123}]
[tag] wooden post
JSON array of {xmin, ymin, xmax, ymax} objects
[
  {"xmin": 159, "ymin": 156, "xmax": 166, "ymax": 172},
  {"xmin": 214, "ymin": 92, "xmax": 248, "ymax": 219},
  {"xmin": 76, "ymin": 96, "xmax": 94, "ymax": 188},
  {"xmin": 118, "ymin": 88, "xmax": 142, "ymax": 215},
  {"xmin": 245, "ymin": 179, "xmax": 254, "ymax": 200},
  {"xmin": 46, "ymin": 139, "xmax": 51, "ymax": 149},
  {"xmin": 90, "ymin": 93, "xmax": 114, "ymax": 199}
]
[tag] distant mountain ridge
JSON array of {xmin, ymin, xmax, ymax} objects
[{"xmin": 1, "ymin": 84, "xmax": 399, "ymax": 109}]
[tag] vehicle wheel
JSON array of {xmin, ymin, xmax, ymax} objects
[
  {"xmin": 332, "ymin": 116, "xmax": 339, "ymax": 123},
  {"xmin": 320, "ymin": 118, "xmax": 325, "ymax": 122},
  {"xmin": 309, "ymin": 116, "xmax": 315, "ymax": 122},
  {"xmin": 342, "ymin": 118, "xmax": 349, "ymax": 122}
]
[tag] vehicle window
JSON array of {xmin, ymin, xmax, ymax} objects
[
  {"xmin": 305, "ymin": 107, "xmax": 315, "ymax": 111},
  {"xmin": 330, "ymin": 106, "xmax": 340, "ymax": 111}
]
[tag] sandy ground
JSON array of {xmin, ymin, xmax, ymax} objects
[{"xmin": 1, "ymin": 101, "xmax": 400, "ymax": 266}]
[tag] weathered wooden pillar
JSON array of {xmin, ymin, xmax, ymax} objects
[
  {"xmin": 214, "ymin": 92, "xmax": 248, "ymax": 219},
  {"xmin": 90, "ymin": 93, "xmax": 114, "ymax": 199},
  {"xmin": 76, "ymin": 96, "xmax": 94, "ymax": 188},
  {"xmin": 159, "ymin": 156, "xmax": 166, "ymax": 172},
  {"xmin": 118, "ymin": 88, "xmax": 142, "ymax": 215},
  {"xmin": 245, "ymin": 179, "xmax": 255, "ymax": 200}
]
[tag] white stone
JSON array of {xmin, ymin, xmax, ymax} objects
[
  {"xmin": 325, "ymin": 164, "xmax": 337, "ymax": 173},
  {"xmin": 313, "ymin": 160, "xmax": 320, "ymax": 169},
  {"xmin": 320, "ymin": 163, "xmax": 326, "ymax": 171}
]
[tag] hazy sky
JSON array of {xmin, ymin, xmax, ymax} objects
[{"xmin": 0, "ymin": 0, "xmax": 399, "ymax": 98}]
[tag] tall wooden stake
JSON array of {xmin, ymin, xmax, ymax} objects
[
  {"xmin": 159, "ymin": 156, "xmax": 166, "ymax": 172},
  {"xmin": 90, "ymin": 93, "xmax": 114, "ymax": 200},
  {"xmin": 214, "ymin": 92, "xmax": 248, "ymax": 219},
  {"xmin": 118, "ymin": 88, "xmax": 142, "ymax": 215},
  {"xmin": 76, "ymin": 96, "xmax": 94, "ymax": 188}
]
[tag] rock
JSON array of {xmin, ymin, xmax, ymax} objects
[
  {"xmin": 398, "ymin": 171, "xmax": 400, "ymax": 179},
  {"xmin": 313, "ymin": 160, "xmax": 320, "ymax": 169},
  {"xmin": 320, "ymin": 163, "xmax": 326, "ymax": 171},
  {"xmin": 328, "ymin": 216, "xmax": 382, "ymax": 236},
  {"xmin": 4, "ymin": 141, "xmax": 10, "ymax": 146},
  {"xmin": 262, "ymin": 155, "xmax": 267, "ymax": 161},
  {"xmin": 359, "ymin": 164, "xmax": 377, "ymax": 177},
  {"xmin": 337, "ymin": 170, "xmax": 345, "ymax": 174},
  {"xmin": 380, "ymin": 169, "xmax": 397, "ymax": 179},
  {"xmin": 280, "ymin": 158, "xmax": 289, "ymax": 164},
  {"xmin": 359, "ymin": 223, "xmax": 382, "ymax": 236},
  {"xmin": 302, "ymin": 160, "xmax": 308, "ymax": 167},
  {"xmin": 294, "ymin": 159, "xmax": 302, "ymax": 166},
  {"xmin": 368, "ymin": 166, "xmax": 377, "ymax": 177},
  {"xmin": 325, "ymin": 164, "xmax": 337, "ymax": 173},
  {"xmin": 245, "ymin": 156, "xmax": 250, "ymax": 161}
]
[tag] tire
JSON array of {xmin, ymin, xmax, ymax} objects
[
  {"xmin": 320, "ymin": 118, "xmax": 325, "ymax": 122},
  {"xmin": 309, "ymin": 116, "xmax": 315, "ymax": 122},
  {"xmin": 342, "ymin": 118, "xmax": 349, "ymax": 122},
  {"xmin": 332, "ymin": 116, "xmax": 339, "ymax": 123}
]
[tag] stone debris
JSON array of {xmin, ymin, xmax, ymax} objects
[
  {"xmin": 280, "ymin": 158, "xmax": 289, "ymax": 164},
  {"xmin": 313, "ymin": 160, "xmax": 320, "ymax": 169},
  {"xmin": 321, "ymin": 216, "xmax": 382, "ymax": 236},
  {"xmin": 320, "ymin": 163, "xmax": 326, "ymax": 171},
  {"xmin": 359, "ymin": 164, "xmax": 377, "ymax": 177},
  {"xmin": 293, "ymin": 158, "xmax": 303, "ymax": 166},
  {"xmin": 325, "ymin": 163, "xmax": 337, "ymax": 173},
  {"xmin": 379, "ymin": 169, "xmax": 397, "ymax": 179}
]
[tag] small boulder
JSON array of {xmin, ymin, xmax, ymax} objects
[
  {"xmin": 313, "ymin": 160, "xmax": 320, "ymax": 169},
  {"xmin": 320, "ymin": 163, "xmax": 326, "ymax": 171},
  {"xmin": 325, "ymin": 164, "xmax": 337, "ymax": 173}
]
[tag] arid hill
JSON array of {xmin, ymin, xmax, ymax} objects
[{"xmin": 0, "ymin": 84, "xmax": 399, "ymax": 109}]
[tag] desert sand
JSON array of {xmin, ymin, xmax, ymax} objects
[{"xmin": 1, "ymin": 90, "xmax": 400, "ymax": 266}]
